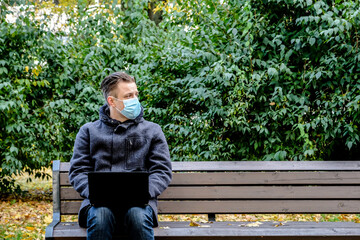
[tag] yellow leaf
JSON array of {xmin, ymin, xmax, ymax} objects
[
  {"xmin": 274, "ymin": 222, "xmax": 284, "ymax": 227},
  {"xmin": 26, "ymin": 226, "xmax": 35, "ymax": 231},
  {"xmin": 153, "ymin": 5, "xmax": 162, "ymax": 13},
  {"xmin": 25, "ymin": 66, "xmax": 29, "ymax": 72},
  {"xmin": 44, "ymin": 215, "xmax": 52, "ymax": 224},
  {"xmin": 32, "ymin": 68, "xmax": 39, "ymax": 77},
  {"xmin": 32, "ymin": 65, "xmax": 42, "ymax": 77},
  {"xmin": 189, "ymin": 220, "xmax": 201, "ymax": 227},
  {"xmin": 245, "ymin": 222, "xmax": 263, "ymax": 227}
]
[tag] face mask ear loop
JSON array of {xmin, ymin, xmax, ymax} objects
[{"xmin": 109, "ymin": 96, "xmax": 122, "ymax": 114}]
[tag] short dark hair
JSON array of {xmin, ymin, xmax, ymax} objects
[{"xmin": 100, "ymin": 72, "xmax": 136, "ymax": 103}]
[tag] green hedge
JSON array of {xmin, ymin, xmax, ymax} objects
[{"xmin": 1, "ymin": 0, "xmax": 360, "ymax": 193}]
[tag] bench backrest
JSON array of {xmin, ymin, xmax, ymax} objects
[{"xmin": 53, "ymin": 161, "xmax": 360, "ymax": 217}]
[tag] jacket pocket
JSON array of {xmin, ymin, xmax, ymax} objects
[{"xmin": 125, "ymin": 137, "xmax": 149, "ymax": 170}]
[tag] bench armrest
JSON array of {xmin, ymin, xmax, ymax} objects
[
  {"xmin": 45, "ymin": 213, "xmax": 60, "ymax": 240},
  {"xmin": 45, "ymin": 160, "xmax": 61, "ymax": 240}
]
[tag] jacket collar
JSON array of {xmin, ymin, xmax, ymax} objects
[{"xmin": 99, "ymin": 104, "xmax": 144, "ymax": 127}]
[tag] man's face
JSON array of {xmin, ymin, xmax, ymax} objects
[{"xmin": 108, "ymin": 81, "xmax": 139, "ymax": 111}]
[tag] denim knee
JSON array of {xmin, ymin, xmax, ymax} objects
[
  {"xmin": 125, "ymin": 205, "xmax": 154, "ymax": 240},
  {"xmin": 87, "ymin": 206, "xmax": 115, "ymax": 240}
]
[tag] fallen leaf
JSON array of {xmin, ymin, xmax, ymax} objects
[
  {"xmin": 44, "ymin": 215, "xmax": 52, "ymax": 224},
  {"xmin": 199, "ymin": 225, "xmax": 211, "ymax": 228},
  {"xmin": 274, "ymin": 222, "xmax": 284, "ymax": 227},
  {"xmin": 189, "ymin": 221, "xmax": 201, "ymax": 227},
  {"xmin": 245, "ymin": 222, "xmax": 263, "ymax": 227}
]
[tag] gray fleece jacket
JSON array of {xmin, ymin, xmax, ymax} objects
[{"xmin": 69, "ymin": 104, "xmax": 172, "ymax": 228}]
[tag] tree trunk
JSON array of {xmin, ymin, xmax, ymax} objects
[{"xmin": 147, "ymin": 0, "xmax": 163, "ymax": 26}]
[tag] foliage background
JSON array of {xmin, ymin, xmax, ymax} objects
[{"xmin": 1, "ymin": 0, "xmax": 360, "ymax": 193}]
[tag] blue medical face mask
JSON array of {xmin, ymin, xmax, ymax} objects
[{"xmin": 113, "ymin": 97, "xmax": 141, "ymax": 120}]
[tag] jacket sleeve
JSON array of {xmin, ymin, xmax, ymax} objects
[
  {"xmin": 69, "ymin": 124, "xmax": 94, "ymax": 199},
  {"xmin": 147, "ymin": 124, "xmax": 172, "ymax": 199}
]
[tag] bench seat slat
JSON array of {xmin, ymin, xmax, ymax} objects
[
  {"xmin": 60, "ymin": 186, "xmax": 360, "ymax": 201},
  {"xmin": 156, "ymin": 221, "xmax": 360, "ymax": 237},
  {"xmin": 60, "ymin": 200, "xmax": 360, "ymax": 215},
  {"xmin": 60, "ymin": 172, "xmax": 360, "ymax": 186},
  {"xmin": 53, "ymin": 221, "xmax": 360, "ymax": 239}
]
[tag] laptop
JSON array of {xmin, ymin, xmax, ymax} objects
[{"xmin": 88, "ymin": 171, "xmax": 150, "ymax": 209}]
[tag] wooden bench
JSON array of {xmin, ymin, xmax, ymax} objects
[{"xmin": 45, "ymin": 160, "xmax": 360, "ymax": 239}]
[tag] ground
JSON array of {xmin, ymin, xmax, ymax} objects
[{"xmin": 0, "ymin": 169, "xmax": 53, "ymax": 239}]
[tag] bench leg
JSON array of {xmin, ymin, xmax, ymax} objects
[{"xmin": 208, "ymin": 213, "xmax": 216, "ymax": 222}]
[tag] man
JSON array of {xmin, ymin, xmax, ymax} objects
[{"xmin": 69, "ymin": 72, "xmax": 172, "ymax": 240}]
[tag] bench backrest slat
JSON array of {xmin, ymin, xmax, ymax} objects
[
  {"xmin": 61, "ymin": 185, "xmax": 360, "ymax": 200},
  {"xmin": 157, "ymin": 200, "xmax": 360, "ymax": 214},
  {"xmin": 60, "ymin": 200, "xmax": 360, "ymax": 215},
  {"xmin": 61, "ymin": 172, "xmax": 360, "ymax": 186},
  {"xmin": 60, "ymin": 161, "xmax": 360, "ymax": 172}
]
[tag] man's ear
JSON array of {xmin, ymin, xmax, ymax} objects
[{"xmin": 107, "ymin": 96, "xmax": 115, "ymax": 107}]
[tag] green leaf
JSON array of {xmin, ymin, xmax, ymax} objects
[
  {"xmin": 315, "ymin": 72, "xmax": 322, "ymax": 79},
  {"xmin": 0, "ymin": 67, "xmax": 8, "ymax": 74},
  {"xmin": 10, "ymin": 145, "xmax": 18, "ymax": 154},
  {"xmin": 84, "ymin": 51, "xmax": 94, "ymax": 64},
  {"xmin": 232, "ymin": 28, "xmax": 238, "ymax": 36},
  {"xmin": 309, "ymin": 38, "xmax": 316, "ymax": 46},
  {"xmin": 268, "ymin": 68, "xmax": 278, "ymax": 77}
]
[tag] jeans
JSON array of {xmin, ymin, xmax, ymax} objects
[{"xmin": 86, "ymin": 205, "xmax": 155, "ymax": 240}]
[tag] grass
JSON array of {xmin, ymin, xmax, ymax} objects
[{"xmin": 1, "ymin": 169, "xmax": 360, "ymax": 239}]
